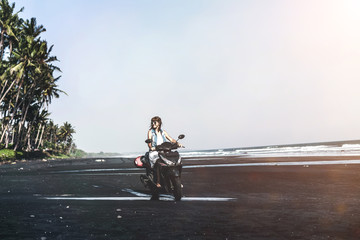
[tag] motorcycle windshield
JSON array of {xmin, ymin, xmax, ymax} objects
[{"xmin": 159, "ymin": 151, "xmax": 180, "ymax": 164}]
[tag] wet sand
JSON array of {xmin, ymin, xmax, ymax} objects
[{"xmin": 1, "ymin": 156, "xmax": 360, "ymax": 239}]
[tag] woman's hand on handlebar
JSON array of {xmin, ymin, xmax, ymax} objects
[{"xmin": 177, "ymin": 142, "xmax": 184, "ymax": 148}]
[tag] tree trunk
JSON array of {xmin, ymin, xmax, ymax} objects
[
  {"xmin": 0, "ymin": 106, "xmax": 11, "ymax": 143},
  {"xmin": 0, "ymin": 122, "xmax": 8, "ymax": 143},
  {"xmin": 0, "ymin": 77, "xmax": 20, "ymax": 104},
  {"xmin": 14, "ymin": 103, "xmax": 30, "ymax": 151},
  {"xmin": 11, "ymin": 127, "xmax": 15, "ymax": 145},
  {"xmin": 37, "ymin": 125, "xmax": 45, "ymax": 149},
  {"xmin": 25, "ymin": 124, "xmax": 32, "ymax": 151},
  {"xmin": 9, "ymin": 40, "xmax": 13, "ymax": 56},
  {"xmin": 35, "ymin": 124, "xmax": 41, "ymax": 146},
  {"xmin": 4, "ymin": 130, "xmax": 9, "ymax": 148},
  {"xmin": 0, "ymin": 78, "xmax": 9, "ymax": 99},
  {"xmin": 0, "ymin": 29, "xmax": 5, "ymax": 61}
]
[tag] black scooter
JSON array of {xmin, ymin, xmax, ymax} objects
[{"xmin": 134, "ymin": 134, "xmax": 185, "ymax": 201}]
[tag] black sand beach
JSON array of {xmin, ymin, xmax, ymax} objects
[{"xmin": 1, "ymin": 156, "xmax": 360, "ymax": 239}]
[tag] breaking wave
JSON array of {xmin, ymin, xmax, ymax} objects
[{"xmin": 119, "ymin": 142, "xmax": 360, "ymax": 158}]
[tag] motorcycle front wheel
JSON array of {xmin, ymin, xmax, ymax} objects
[{"xmin": 171, "ymin": 176, "xmax": 182, "ymax": 201}]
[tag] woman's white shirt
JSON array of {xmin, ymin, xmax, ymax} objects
[{"xmin": 156, "ymin": 131, "xmax": 164, "ymax": 146}]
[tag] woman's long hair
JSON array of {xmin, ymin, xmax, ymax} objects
[{"xmin": 150, "ymin": 116, "xmax": 162, "ymax": 131}]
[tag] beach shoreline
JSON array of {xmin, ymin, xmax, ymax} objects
[{"xmin": 1, "ymin": 155, "xmax": 360, "ymax": 239}]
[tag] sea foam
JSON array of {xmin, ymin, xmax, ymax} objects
[{"xmin": 119, "ymin": 142, "xmax": 360, "ymax": 158}]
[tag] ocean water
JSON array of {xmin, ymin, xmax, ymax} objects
[
  {"xmin": 181, "ymin": 140, "xmax": 360, "ymax": 158},
  {"xmin": 120, "ymin": 140, "xmax": 360, "ymax": 158}
]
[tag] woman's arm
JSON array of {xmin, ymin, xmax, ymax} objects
[
  {"xmin": 164, "ymin": 130, "xmax": 176, "ymax": 143},
  {"xmin": 147, "ymin": 130, "xmax": 155, "ymax": 150},
  {"xmin": 164, "ymin": 131, "xmax": 183, "ymax": 147}
]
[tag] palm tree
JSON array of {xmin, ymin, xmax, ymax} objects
[
  {"xmin": 58, "ymin": 122, "xmax": 75, "ymax": 142},
  {"xmin": 58, "ymin": 122, "xmax": 75, "ymax": 154},
  {"xmin": 0, "ymin": 0, "xmax": 23, "ymax": 60},
  {"xmin": 32, "ymin": 109, "xmax": 49, "ymax": 149},
  {"xmin": 0, "ymin": 1, "xmax": 77, "ymax": 155},
  {"xmin": 0, "ymin": 18, "xmax": 44, "ymax": 108},
  {"xmin": 41, "ymin": 119, "xmax": 58, "ymax": 150},
  {"xmin": 7, "ymin": 18, "xmax": 61, "ymax": 151}
]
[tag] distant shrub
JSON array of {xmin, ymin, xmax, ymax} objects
[
  {"xmin": 16, "ymin": 151, "xmax": 24, "ymax": 159},
  {"xmin": 0, "ymin": 149, "xmax": 17, "ymax": 161},
  {"xmin": 22, "ymin": 150, "xmax": 50, "ymax": 159},
  {"xmin": 71, "ymin": 149, "xmax": 87, "ymax": 158}
]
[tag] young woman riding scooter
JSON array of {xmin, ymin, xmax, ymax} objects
[{"xmin": 147, "ymin": 116, "xmax": 182, "ymax": 188}]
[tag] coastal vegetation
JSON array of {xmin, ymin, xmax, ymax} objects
[{"xmin": 0, "ymin": 0, "xmax": 82, "ymax": 161}]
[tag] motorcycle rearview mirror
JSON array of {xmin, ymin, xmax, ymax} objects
[
  {"xmin": 145, "ymin": 139, "xmax": 152, "ymax": 144},
  {"xmin": 178, "ymin": 134, "xmax": 185, "ymax": 139}
]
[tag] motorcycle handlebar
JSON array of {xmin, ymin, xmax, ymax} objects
[{"xmin": 146, "ymin": 134, "xmax": 185, "ymax": 151}]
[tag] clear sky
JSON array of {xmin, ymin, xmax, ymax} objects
[{"xmin": 14, "ymin": 0, "xmax": 360, "ymax": 153}]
